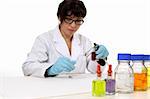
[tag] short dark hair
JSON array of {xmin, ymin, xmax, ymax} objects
[{"xmin": 57, "ymin": 0, "xmax": 87, "ymax": 22}]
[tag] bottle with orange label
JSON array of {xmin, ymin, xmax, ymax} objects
[{"xmin": 131, "ymin": 54, "xmax": 147, "ymax": 91}]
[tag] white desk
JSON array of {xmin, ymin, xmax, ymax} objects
[
  {"xmin": 40, "ymin": 90, "xmax": 150, "ymax": 99},
  {"xmin": 0, "ymin": 74, "xmax": 94, "ymax": 99},
  {"xmin": 0, "ymin": 74, "xmax": 150, "ymax": 99}
]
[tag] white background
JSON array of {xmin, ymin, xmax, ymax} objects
[{"xmin": 0, "ymin": 0, "xmax": 150, "ymax": 76}]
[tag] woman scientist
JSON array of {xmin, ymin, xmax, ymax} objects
[{"xmin": 22, "ymin": 0, "xmax": 109, "ymax": 77}]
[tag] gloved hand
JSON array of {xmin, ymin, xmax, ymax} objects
[
  {"xmin": 95, "ymin": 44, "xmax": 109, "ymax": 59},
  {"xmin": 47, "ymin": 57, "xmax": 76, "ymax": 75}
]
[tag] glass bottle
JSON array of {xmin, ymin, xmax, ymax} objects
[
  {"xmin": 131, "ymin": 54, "xmax": 147, "ymax": 91},
  {"xmin": 115, "ymin": 53, "xmax": 134, "ymax": 93},
  {"xmin": 106, "ymin": 64, "xmax": 115, "ymax": 95},
  {"xmin": 144, "ymin": 55, "xmax": 150, "ymax": 88},
  {"xmin": 92, "ymin": 64, "xmax": 106, "ymax": 96}
]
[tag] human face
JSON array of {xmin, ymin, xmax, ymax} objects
[{"xmin": 59, "ymin": 16, "xmax": 84, "ymax": 38}]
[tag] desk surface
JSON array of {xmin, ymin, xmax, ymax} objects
[
  {"xmin": 0, "ymin": 74, "xmax": 150, "ymax": 99},
  {"xmin": 39, "ymin": 90, "xmax": 150, "ymax": 99},
  {"xmin": 0, "ymin": 74, "xmax": 94, "ymax": 99}
]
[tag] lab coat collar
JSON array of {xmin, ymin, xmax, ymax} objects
[
  {"xmin": 52, "ymin": 25, "xmax": 82, "ymax": 60},
  {"xmin": 53, "ymin": 25, "xmax": 64, "ymax": 43},
  {"xmin": 53, "ymin": 25, "xmax": 81, "ymax": 45}
]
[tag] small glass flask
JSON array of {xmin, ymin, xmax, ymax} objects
[
  {"xmin": 106, "ymin": 64, "xmax": 115, "ymax": 95},
  {"xmin": 92, "ymin": 64, "xmax": 106, "ymax": 96}
]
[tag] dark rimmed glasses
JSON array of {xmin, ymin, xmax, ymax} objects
[{"xmin": 64, "ymin": 18, "xmax": 84, "ymax": 25}]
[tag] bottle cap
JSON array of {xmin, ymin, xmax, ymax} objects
[
  {"xmin": 97, "ymin": 58, "xmax": 106, "ymax": 66},
  {"xmin": 108, "ymin": 64, "xmax": 112, "ymax": 76},
  {"xmin": 143, "ymin": 55, "xmax": 150, "ymax": 60},
  {"xmin": 118, "ymin": 53, "xmax": 131, "ymax": 60},
  {"xmin": 131, "ymin": 54, "xmax": 144, "ymax": 60},
  {"xmin": 97, "ymin": 64, "xmax": 101, "ymax": 77}
]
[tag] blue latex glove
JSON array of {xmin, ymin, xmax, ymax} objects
[
  {"xmin": 95, "ymin": 44, "xmax": 109, "ymax": 59},
  {"xmin": 47, "ymin": 57, "xmax": 76, "ymax": 75}
]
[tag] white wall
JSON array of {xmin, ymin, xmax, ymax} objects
[{"xmin": 0, "ymin": 0, "xmax": 150, "ymax": 76}]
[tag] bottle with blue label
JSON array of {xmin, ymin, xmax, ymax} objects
[{"xmin": 115, "ymin": 53, "xmax": 134, "ymax": 93}]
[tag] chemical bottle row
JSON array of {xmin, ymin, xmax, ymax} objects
[
  {"xmin": 92, "ymin": 53, "xmax": 150, "ymax": 97},
  {"xmin": 115, "ymin": 54, "xmax": 150, "ymax": 93}
]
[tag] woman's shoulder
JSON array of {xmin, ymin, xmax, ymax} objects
[
  {"xmin": 37, "ymin": 26, "xmax": 58, "ymax": 38},
  {"xmin": 36, "ymin": 31, "xmax": 50, "ymax": 40}
]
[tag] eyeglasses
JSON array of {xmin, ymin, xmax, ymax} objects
[{"xmin": 64, "ymin": 18, "xmax": 84, "ymax": 25}]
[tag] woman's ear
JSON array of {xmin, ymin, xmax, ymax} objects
[
  {"xmin": 58, "ymin": 17, "xmax": 61, "ymax": 21},
  {"xmin": 58, "ymin": 17, "xmax": 62, "ymax": 23}
]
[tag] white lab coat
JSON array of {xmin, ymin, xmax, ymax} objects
[{"xmin": 22, "ymin": 26, "xmax": 98, "ymax": 77}]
